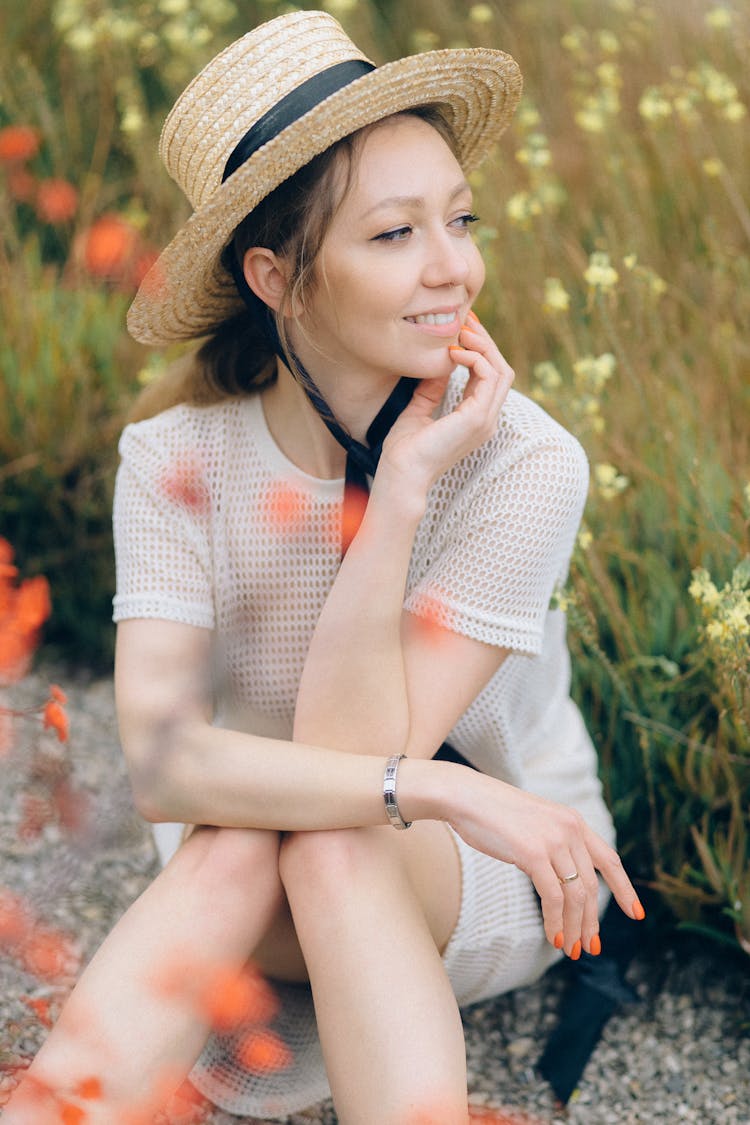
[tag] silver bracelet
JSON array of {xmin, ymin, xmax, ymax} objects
[{"xmin": 383, "ymin": 754, "xmax": 412, "ymax": 830}]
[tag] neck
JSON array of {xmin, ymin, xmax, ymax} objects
[{"xmin": 261, "ymin": 349, "xmax": 402, "ymax": 479}]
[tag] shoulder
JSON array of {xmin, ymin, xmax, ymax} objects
[
  {"xmin": 444, "ymin": 374, "xmax": 588, "ymax": 483},
  {"xmin": 118, "ymin": 396, "xmax": 255, "ymax": 466}
]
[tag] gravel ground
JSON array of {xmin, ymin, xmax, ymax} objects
[{"xmin": 1, "ymin": 670, "xmax": 749, "ymax": 1124}]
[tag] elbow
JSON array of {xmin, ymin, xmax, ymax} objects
[
  {"xmin": 128, "ymin": 764, "xmax": 179, "ymax": 823},
  {"xmin": 122, "ymin": 716, "xmax": 200, "ymax": 824}
]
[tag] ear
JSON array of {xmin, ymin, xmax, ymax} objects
[{"xmin": 241, "ymin": 247, "xmax": 290, "ymax": 313}]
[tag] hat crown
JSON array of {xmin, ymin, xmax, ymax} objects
[{"xmin": 160, "ymin": 10, "xmax": 372, "ymax": 211}]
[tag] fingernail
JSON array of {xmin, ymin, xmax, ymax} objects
[
  {"xmin": 589, "ymin": 934, "xmax": 602, "ymax": 956},
  {"xmin": 467, "ymin": 309, "xmax": 480, "ymax": 324},
  {"xmin": 570, "ymin": 940, "xmax": 582, "ymax": 961},
  {"xmin": 448, "ymin": 345, "xmax": 463, "ymax": 353},
  {"xmin": 632, "ymin": 898, "xmax": 646, "ymax": 921},
  {"xmin": 553, "ymin": 931, "xmax": 564, "ymax": 950}
]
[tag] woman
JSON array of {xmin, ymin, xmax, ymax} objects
[{"xmin": 5, "ymin": 11, "xmax": 643, "ymax": 1124}]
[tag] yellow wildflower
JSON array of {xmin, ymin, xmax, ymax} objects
[
  {"xmin": 121, "ymin": 106, "xmax": 145, "ymax": 135},
  {"xmin": 689, "ymin": 568, "xmax": 720, "ymax": 608},
  {"xmin": 623, "ymin": 253, "xmax": 637, "ymax": 269},
  {"xmin": 517, "ymin": 101, "xmax": 541, "ymax": 129},
  {"xmin": 577, "ymin": 527, "xmax": 593, "ymax": 551},
  {"xmin": 702, "ymin": 157, "xmax": 724, "ymax": 177},
  {"xmin": 705, "ymin": 6, "xmax": 733, "ymax": 28},
  {"xmin": 584, "ymin": 251, "xmax": 619, "ymax": 292},
  {"xmin": 700, "ymin": 65, "xmax": 738, "ymax": 105},
  {"xmin": 410, "ymin": 28, "xmax": 439, "ymax": 52},
  {"xmin": 537, "ymin": 181, "xmax": 567, "ymax": 211},
  {"xmin": 597, "ymin": 30, "xmax": 621, "ymax": 54},
  {"xmin": 725, "ymin": 603, "xmax": 750, "ymax": 636},
  {"xmin": 574, "ymin": 353, "xmax": 616, "ymax": 393},
  {"xmin": 323, "ymin": 0, "xmax": 359, "ymax": 15},
  {"xmin": 594, "ymin": 463, "xmax": 629, "ymax": 500},
  {"xmin": 649, "ymin": 273, "xmax": 668, "ymax": 297},
  {"xmin": 159, "ymin": 0, "xmax": 189, "ymax": 13},
  {"xmin": 723, "ymin": 101, "xmax": 747, "ymax": 122},
  {"xmin": 506, "ymin": 191, "xmax": 542, "ymax": 227},
  {"xmin": 198, "ymin": 0, "xmax": 237, "ymax": 20},
  {"xmin": 561, "ymin": 27, "xmax": 588, "ymax": 55},
  {"xmin": 639, "ymin": 87, "xmax": 673, "ymax": 122},
  {"xmin": 533, "ymin": 361, "xmax": 563, "ymax": 391},
  {"xmin": 576, "ymin": 107, "xmax": 606, "ymax": 134},
  {"xmin": 66, "ymin": 25, "xmax": 97, "ymax": 51},
  {"xmin": 706, "ymin": 619, "xmax": 730, "ymax": 643},
  {"xmin": 543, "ymin": 278, "xmax": 570, "ymax": 314},
  {"xmin": 596, "ymin": 62, "xmax": 622, "ymax": 88},
  {"xmin": 469, "ymin": 3, "xmax": 494, "ymax": 22}
]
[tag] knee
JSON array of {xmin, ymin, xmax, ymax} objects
[
  {"xmin": 278, "ymin": 826, "xmax": 388, "ymax": 897},
  {"xmin": 178, "ymin": 825, "xmax": 283, "ymax": 902}
]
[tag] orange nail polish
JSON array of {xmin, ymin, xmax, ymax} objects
[
  {"xmin": 590, "ymin": 934, "xmax": 602, "ymax": 957},
  {"xmin": 632, "ymin": 898, "xmax": 646, "ymax": 921},
  {"xmin": 570, "ymin": 940, "xmax": 582, "ymax": 961},
  {"xmin": 553, "ymin": 931, "xmax": 564, "ymax": 949},
  {"xmin": 467, "ymin": 309, "xmax": 480, "ymax": 324}
]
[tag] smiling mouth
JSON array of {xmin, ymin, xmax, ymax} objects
[{"xmin": 404, "ymin": 312, "xmax": 458, "ymax": 326}]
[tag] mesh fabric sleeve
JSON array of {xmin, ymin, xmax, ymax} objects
[
  {"xmin": 404, "ymin": 434, "xmax": 588, "ymax": 656},
  {"xmin": 112, "ymin": 421, "xmax": 215, "ymax": 628}
]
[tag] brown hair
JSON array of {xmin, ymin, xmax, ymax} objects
[{"xmin": 128, "ymin": 105, "xmax": 457, "ymax": 423}]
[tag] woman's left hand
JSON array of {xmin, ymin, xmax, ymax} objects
[{"xmin": 379, "ymin": 311, "xmax": 514, "ymax": 495}]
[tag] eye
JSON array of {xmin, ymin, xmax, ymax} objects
[
  {"xmin": 451, "ymin": 212, "xmax": 480, "ymax": 231},
  {"xmin": 372, "ymin": 225, "xmax": 412, "ymax": 243}
]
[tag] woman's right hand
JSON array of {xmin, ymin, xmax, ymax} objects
[
  {"xmin": 377, "ymin": 312, "xmax": 514, "ymax": 501},
  {"xmin": 444, "ymin": 767, "xmax": 644, "ymax": 958}
]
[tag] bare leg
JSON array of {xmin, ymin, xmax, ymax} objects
[
  {"xmin": 279, "ymin": 822, "xmax": 467, "ymax": 1125},
  {"xmin": 3, "ymin": 826, "xmax": 286, "ymax": 1123}
]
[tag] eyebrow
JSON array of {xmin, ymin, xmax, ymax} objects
[{"xmin": 360, "ymin": 180, "xmax": 472, "ymax": 219}]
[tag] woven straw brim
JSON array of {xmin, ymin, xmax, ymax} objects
[{"xmin": 127, "ymin": 48, "xmax": 522, "ymax": 347}]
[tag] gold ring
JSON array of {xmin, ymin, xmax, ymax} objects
[{"xmin": 559, "ymin": 871, "xmax": 580, "ymax": 884}]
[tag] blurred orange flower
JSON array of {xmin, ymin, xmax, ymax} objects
[
  {"xmin": 341, "ymin": 484, "xmax": 369, "ymax": 555},
  {"xmin": 81, "ymin": 213, "xmax": 138, "ymax": 279},
  {"xmin": 43, "ymin": 697, "xmax": 69, "ymax": 742},
  {"xmin": 160, "ymin": 456, "xmax": 209, "ymax": 512},
  {"xmin": 261, "ymin": 482, "xmax": 312, "ymax": 537},
  {"xmin": 199, "ymin": 964, "xmax": 279, "ymax": 1031},
  {"xmin": 7, "ymin": 167, "xmax": 37, "ymax": 202},
  {"xmin": 35, "ymin": 178, "xmax": 78, "ymax": 223},
  {"xmin": 0, "ymin": 124, "xmax": 39, "ymax": 163},
  {"xmin": 20, "ymin": 995, "xmax": 54, "ymax": 1029},
  {"xmin": 0, "ymin": 540, "xmax": 51, "ymax": 684},
  {"xmin": 0, "ymin": 887, "xmax": 30, "ymax": 948},
  {"xmin": 73, "ymin": 1076, "xmax": 103, "ymax": 1100},
  {"xmin": 234, "ymin": 1028, "xmax": 293, "ymax": 1073},
  {"xmin": 59, "ymin": 1102, "xmax": 86, "ymax": 1124}
]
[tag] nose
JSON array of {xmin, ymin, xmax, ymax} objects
[{"xmin": 421, "ymin": 225, "xmax": 472, "ymax": 290}]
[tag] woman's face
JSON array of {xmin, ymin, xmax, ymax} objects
[{"xmin": 290, "ymin": 115, "xmax": 485, "ymax": 389}]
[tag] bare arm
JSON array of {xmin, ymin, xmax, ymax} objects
[{"xmin": 293, "ymin": 319, "xmax": 513, "ymax": 758}]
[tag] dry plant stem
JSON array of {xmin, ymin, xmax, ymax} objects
[{"xmin": 2, "ymin": 826, "xmax": 284, "ymax": 1122}]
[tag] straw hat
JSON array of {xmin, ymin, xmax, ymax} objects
[{"xmin": 127, "ymin": 9, "xmax": 522, "ymax": 347}]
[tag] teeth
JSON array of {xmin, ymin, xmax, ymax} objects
[{"xmin": 408, "ymin": 312, "xmax": 456, "ymax": 325}]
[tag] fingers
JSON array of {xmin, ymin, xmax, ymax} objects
[
  {"xmin": 584, "ymin": 825, "xmax": 646, "ymax": 923},
  {"xmin": 533, "ymin": 821, "xmax": 644, "ymax": 960},
  {"xmin": 448, "ymin": 313, "xmax": 514, "ymax": 415}
]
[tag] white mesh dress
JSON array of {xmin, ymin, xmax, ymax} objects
[{"xmin": 112, "ymin": 371, "xmax": 615, "ymax": 1119}]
